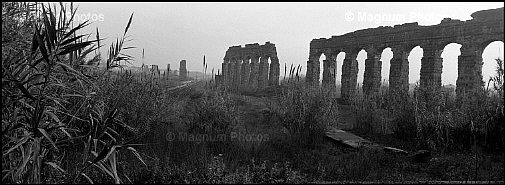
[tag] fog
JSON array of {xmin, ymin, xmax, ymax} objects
[{"xmin": 73, "ymin": 2, "xmax": 504, "ymax": 85}]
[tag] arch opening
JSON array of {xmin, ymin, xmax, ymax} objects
[
  {"xmin": 482, "ymin": 41, "xmax": 504, "ymax": 91},
  {"xmin": 336, "ymin": 52, "xmax": 345, "ymax": 97},
  {"xmin": 267, "ymin": 56, "xmax": 272, "ymax": 85},
  {"xmin": 357, "ymin": 49, "xmax": 367, "ymax": 93},
  {"xmin": 441, "ymin": 43, "xmax": 462, "ymax": 91},
  {"xmin": 409, "ymin": 46, "xmax": 423, "ymax": 89},
  {"xmin": 319, "ymin": 53, "xmax": 327, "ymax": 84},
  {"xmin": 380, "ymin": 47, "xmax": 393, "ymax": 92}
]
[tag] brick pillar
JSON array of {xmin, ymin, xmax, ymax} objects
[
  {"xmin": 389, "ymin": 46, "xmax": 410, "ymax": 95},
  {"xmin": 269, "ymin": 57, "xmax": 280, "ymax": 86},
  {"xmin": 234, "ymin": 58, "xmax": 242, "ymax": 90},
  {"xmin": 249, "ymin": 57, "xmax": 260, "ymax": 89},
  {"xmin": 420, "ymin": 46, "xmax": 443, "ymax": 92},
  {"xmin": 222, "ymin": 60, "xmax": 228, "ymax": 87},
  {"xmin": 227, "ymin": 59, "xmax": 234, "ymax": 88},
  {"xmin": 456, "ymin": 44, "xmax": 484, "ymax": 96},
  {"xmin": 341, "ymin": 51, "xmax": 359, "ymax": 101},
  {"xmin": 258, "ymin": 57, "xmax": 269, "ymax": 89},
  {"xmin": 322, "ymin": 57, "xmax": 336, "ymax": 89},
  {"xmin": 241, "ymin": 59, "xmax": 250, "ymax": 87},
  {"xmin": 311, "ymin": 59, "xmax": 321, "ymax": 86},
  {"xmin": 306, "ymin": 60, "xmax": 313, "ymax": 84},
  {"xmin": 230, "ymin": 59, "xmax": 235, "ymax": 88},
  {"xmin": 363, "ymin": 50, "xmax": 382, "ymax": 96}
]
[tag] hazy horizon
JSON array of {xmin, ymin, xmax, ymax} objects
[{"xmin": 72, "ymin": 2, "xmax": 504, "ymax": 85}]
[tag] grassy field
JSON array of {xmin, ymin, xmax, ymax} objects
[{"xmin": 2, "ymin": 2, "xmax": 503, "ymax": 184}]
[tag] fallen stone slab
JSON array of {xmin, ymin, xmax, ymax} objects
[
  {"xmin": 325, "ymin": 128, "xmax": 376, "ymax": 148},
  {"xmin": 325, "ymin": 127, "xmax": 431, "ymax": 163},
  {"xmin": 383, "ymin": 146, "xmax": 409, "ymax": 155}
]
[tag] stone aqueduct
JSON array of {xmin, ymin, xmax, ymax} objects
[
  {"xmin": 306, "ymin": 7, "xmax": 503, "ymax": 100},
  {"xmin": 217, "ymin": 8, "xmax": 503, "ymax": 100},
  {"xmin": 219, "ymin": 42, "xmax": 280, "ymax": 90}
]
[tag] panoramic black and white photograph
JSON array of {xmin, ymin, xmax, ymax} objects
[{"xmin": 2, "ymin": 2, "xmax": 504, "ymax": 184}]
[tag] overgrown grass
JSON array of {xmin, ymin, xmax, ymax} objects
[
  {"xmin": 352, "ymin": 59, "xmax": 504, "ymax": 153},
  {"xmin": 272, "ymin": 79, "xmax": 337, "ymax": 148}
]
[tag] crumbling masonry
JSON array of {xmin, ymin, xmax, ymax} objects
[
  {"xmin": 219, "ymin": 42, "xmax": 280, "ymax": 90},
  {"xmin": 306, "ymin": 7, "xmax": 504, "ymax": 101}
]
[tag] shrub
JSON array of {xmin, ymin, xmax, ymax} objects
[{"xmin": 272, "ymin": 80, "xmax": 337, "ymax": 148}]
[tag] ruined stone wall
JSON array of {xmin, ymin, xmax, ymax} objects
[
  {"xmin": 219, "ymin": 42, "xmax": 280, "ymax": 90},
  {"xmin": 306, "ymin": 7, "xmax": 503, "ymax": 101}
]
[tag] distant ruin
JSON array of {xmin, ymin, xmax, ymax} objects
[
  {"xmin": 217, "ymin": 41, "xmax": 280, "ymax": 90},
  {"xmin": 306, "ymin": 7, "xmax": 504, "ymax": 101},
  {"xmin": 179, "ymin": 60, "xmax": 187, "ymax": 81},
  {"xmin": 150, "ymin": 64, "xmax": 160, "ymax": 77}
]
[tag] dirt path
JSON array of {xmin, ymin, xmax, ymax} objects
[{"xmin": 164, "ymin": 80, "xmax": 194, "ymax": 91}]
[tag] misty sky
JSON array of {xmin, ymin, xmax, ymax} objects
[{"xmin": 73, "ymin": 2, "xmax": 504, "ymax": 85}]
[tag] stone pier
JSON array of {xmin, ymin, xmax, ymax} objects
[
  {"xmin": 363, "ymin": 49, "xmax": 382, "ymax": 96},
  {"xmin": 322, "ymin": 56, "xmax": 337, "ymax": 89},
  {"xmin": 269, "ymin": 57, "xmax": 280, "ymax": 86},
  {"xmin": 456, "ymin": 44, "xmax": 485, "ymax": 96},
  {"xmin": 420, "ymin": 44, "xmax": 444, "ymax": 93},
  {"xmin": 222, "ymin": 61, "xmax": 229, "ymax": 87},
  {"xmin": 389, "ymin": 46, "xmax": 410, "ymax": 94},
  {"xmin": 340, "ymin": 51, "xmax": 358, "ymax": 101},
  {"xmin": 241, "ymin": 58, "xmax": 250, "ymax": 87},
  {"xmin": 249, "ymin": 57, "xmax": 260, "ymax": 88},
  {"xmin": 258, "ymin": 57, "xmax": 269, "ymax": 89}
]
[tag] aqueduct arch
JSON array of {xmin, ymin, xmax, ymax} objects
[
  {"xmin": 220, "ymin": 42, "xmax": 280, "ymax": 90},
  {"xmin": 306, "ymin": 7, "xmax": 504, "ymax": 101}
]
